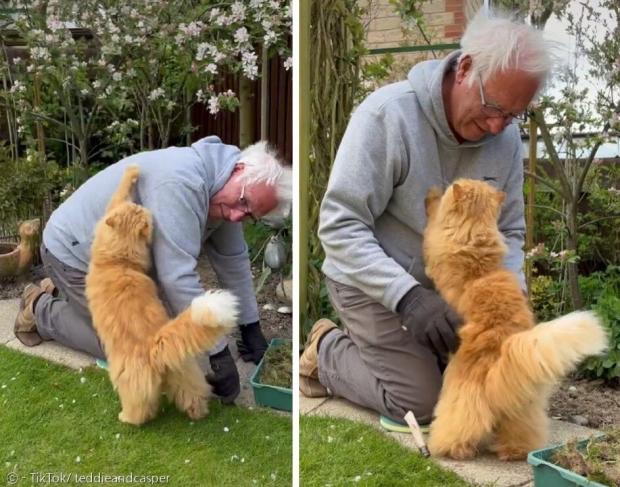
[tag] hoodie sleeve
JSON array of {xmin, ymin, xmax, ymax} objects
[
  {"xmin": 499, "ymin": 135, "xmax": 526, "ymax": 290},
  {"xmin": 143, "ymin": 181, "xmax": 206, "ymax": 315},
  {"xmin": 205, "ymin": 222, "xmax": 259, "ymax": 325},
  {"xmin": 319, "ymin": 106, "xmax": 418, "ymax": 311}
]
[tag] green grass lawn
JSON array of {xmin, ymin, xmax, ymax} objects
[
  {"xmin": 300, "ymin": 416, "xmax": 474, "ymax": 487},
  {"xmin": 0, "ymin": 346, "xmax": 291, "ymax": 486}
]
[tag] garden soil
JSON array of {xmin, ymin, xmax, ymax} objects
[{"xmin": 549, "ymin": 377, "xmax": 620, "ymax": 429}]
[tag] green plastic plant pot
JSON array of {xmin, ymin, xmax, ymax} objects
[
  {"xmin": 250, "ymin": 338, "xmax": 292, "ymax": 412},
  {"xmin": 528, "ymin": 439, "xmax": 608, "ymax": 487}
]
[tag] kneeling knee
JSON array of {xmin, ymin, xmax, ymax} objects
[{"xmin": 383, "ymin": 388, "xmax": 439, "ymax": 425}]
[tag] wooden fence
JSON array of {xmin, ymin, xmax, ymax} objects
[{"xmin": 191, "ymin": 52, "xmax": 292, "ymax": 164}]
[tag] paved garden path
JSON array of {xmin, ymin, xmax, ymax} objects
[
  {"xmin": 0, "ymin": 298, "xmax": 259, "ymax": 408},
  {"xmin": 301, "ymin": 383, "xmax": 601, "ymax": 486}
]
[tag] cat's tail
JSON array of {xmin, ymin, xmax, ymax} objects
[
  {"xmin": 106, "ymin": 165, "xmax": 140, "ymax": 212},
  {"xmin": 149, "ymin": 290, "xmax": 239, "ymax": 372},
  {"xmin": 486, "ymin": 311, "xmax": 607, "ymax": 413}
]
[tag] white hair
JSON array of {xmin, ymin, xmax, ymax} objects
[
  {"xmin": 237, "ymin": 141, "xmax": 292, "ymax": 219},
  {"xmin": 460, "ymin": 9, "xmax": 555, "ymax": 88}
]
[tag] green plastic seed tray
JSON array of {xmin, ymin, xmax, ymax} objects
[
  {"xmin": 250, "ymin": 338, "xmax": 292, "ymax": 412},
  {"xmin": 528, "ymin": 439, "xmax": 608, "ymax": 487}
]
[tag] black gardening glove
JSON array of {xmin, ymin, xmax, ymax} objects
[
  {"xmin": 206, "ymin": 346, "xmax": 240, "ymax": 405},
  {"xmin": 397, "ymin": 285, "xmax": 463, "ymax": 362},
  {"xmin": 236, "ymin": 321, "xmax": 268, "ymax": 365}
]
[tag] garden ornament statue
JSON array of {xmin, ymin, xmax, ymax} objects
[
  {"xmin": 264, "ymin": 234, "xmax": 292, "ymax": 312},
  {"xmin": 0, "ymin": 219, "xmax": 40, "ymax": 278}
]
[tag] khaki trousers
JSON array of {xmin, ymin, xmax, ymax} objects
[{"xmin": 318, "ymin": 277, "xmax": 444, "ymax": 424}]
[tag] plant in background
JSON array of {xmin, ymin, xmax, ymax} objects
[
  {"xmin": 0, "ymin": 0, "xmax": 291, "ymax": 224},
  {"xmin": 578, "ymin": 265, "xmax": 620, "ymax": 382},
  {"xmin": 0, "ymin": 147, "xmax": 64, "ymax": 226},
  {"xmin": 244, "ymin": 218, "xmax": 291, "ymax": 298},
  {"xmin": 525, "ymin": 1, "xmax": 619, "ymax": 310},
  {"xmin": 305, "ymin": 0, "xmax": 366, "ymax": 341},
  {"xmin": 0, "ymin": 0, "xmax": 291, "ymax": 164}
]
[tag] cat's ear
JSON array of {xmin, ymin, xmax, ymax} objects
[
  {"xmin": 137, "ymin": 217, "xmax": 151, "ymax": 238},
  {"xmin": 105, "ymin": 214, "xmax": 119, "ymax": 228},
  {"xmin": 452, "ymin": 183, "xmax": 464, "ymax": 201},
  {"xmin": 495, "ymin": 191, "xmax": 506, "ymax": 206}
]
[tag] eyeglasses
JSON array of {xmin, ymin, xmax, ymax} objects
[
  {"xmin": 239, "ymin": 184, "xmax": 257, "ymax": 223},
  {"xmin": 477, "ymin": 72, "xmax": 528, "ymax": 122}
]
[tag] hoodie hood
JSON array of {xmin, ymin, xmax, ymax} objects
[
  {"xmin": 191, "ymin": 135, "xmax": 241, "ymax": 195},
  {"xmin": 407, "ymin": 50, "xmax": 494, "ymax": 149}
]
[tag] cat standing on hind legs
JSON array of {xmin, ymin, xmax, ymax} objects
[
  {"xmin": 86, "ymin": 165, "xmax": 240, "ymax": 426},
  {"xmin": 423, "ymin": 179, "xmax": 608, "ymax": 460}
]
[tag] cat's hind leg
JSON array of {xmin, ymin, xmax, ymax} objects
[
  {"xmin": 164, "ymin": 359, "xmax": 211, "ymax": 420},
  {"xmin": 490, "ymin": 403, "xmax": 548, "ymax": 461},
  {"xmin": 428, "ymin": 380, "xmax": 495, "ymax": 460},
  {"xmin": 114, "ymin": 364, "xmax": 161, "ymax": 426}
]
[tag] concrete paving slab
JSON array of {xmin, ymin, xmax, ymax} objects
[
  {"xmin": 300, "ymin": 395, "xmax": 328, "ymax": 414},
  {"xmin": 0, "ymin": 299, "xmax": 19, "ymax": 344},
  {"xmin": 1, "ymin": 298, "xmax": 96, "ymax": 369},
  {"xmin": 5, "ymin": 337, "xmax": 96, "ymax": 369},
  {"xmin": 303, "ymin": 395, "xmax": 601, "ymax": 487}
]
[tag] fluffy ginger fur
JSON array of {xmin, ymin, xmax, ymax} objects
[
  {"xmin": 86, "ymin": 165, "xmax": 239, "ymax": 426},
  {"xmin": 423, "ymin": 179, "xmax": 608, "ymax": 461}
]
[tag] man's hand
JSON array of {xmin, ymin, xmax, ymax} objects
[
  {"xmin": 397, "ymin": 285, "xmax": 462, "ymax": 362},
  {"xmin": 236, "ymin": 321, "xmax": 268, "ymax": 364}
]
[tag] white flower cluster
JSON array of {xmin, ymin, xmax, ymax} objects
[
  {"xmin": 30, "ymin": 47, "xmax": 51, "ymax": 62},
  {"xmin": 179, "ymin": 21, "xmax": 205, "ymax": 38},
  {"xmin": 525, "ymin": 243, "xmax": 546, "ymax": 260},
  {"xmin": 242, "ymin": 50, "xmax": 258, "ymax": 79},
  {"xmin": 148, "ymin": 88, "xmax": 166, "ymax": 101},
  {"xmin": 207, "ymin": 89, "xmax": 236, "ymax": 115}
]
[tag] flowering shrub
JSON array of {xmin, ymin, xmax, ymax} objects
[{"xmin": 1, "ymin": 0, "xmax": 291, "ymax": 170}]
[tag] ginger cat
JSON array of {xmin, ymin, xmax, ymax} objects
[
  {"xmin": 423, "ymin": 179, "xmax": 607, "ymax": 460},
  {"xmin": 86, "ymin": 165, "xmax": 239, "ymax": 426}
]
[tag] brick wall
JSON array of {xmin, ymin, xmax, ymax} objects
[{"xmin": 361, "ymin": 0, "xmax": 470, "ymax": 86}]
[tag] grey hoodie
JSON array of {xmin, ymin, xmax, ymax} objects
[
  {"xmin": 319, "ymin": 51, "xmax": 526, "ymax": 312},
  {"xmin": 43, "ymin": 136, "xmax": 259, "ymax": 324}
]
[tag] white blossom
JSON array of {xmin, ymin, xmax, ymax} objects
[
  {"xmin": 112, "ymin": 72, "xmax": 122, "ymax": 82},
  {"xmin": 30, "ymin": 47, "xmax": 50, "ymax": 61},
  {"xmin": 10, "ymin": 80, "xmax": 25, "ymax": 93},
  {"xmin": 47, "ymin": 18, "xmax": 63, "ymax": 31},
  {"xmin": 242, "ymin": 50, "xmax": 258, "ymax": 79},
  {"xmin": 209, "ymin": 8, "xmax": 222, "ymax": 21},
  {"xmin": 234, "ymin": 27, "xmax": 249, "ymax": 44},
  {"xmin": 204, "ymin": 63, "xmax": 217, "ymax": 75},
  {"xmin": 148, "ymin": 87, "xmax": 165, "ymax": 101},
  {"xmin": 196, "ymin": 42, "xmax": 212, "ymax": 61},
  {"xmin": 264, "ymin": 31, "xmax": 277, "ymax": 46},
  {"xmin": 208, "ymin": 95, "xmax": 220, "ymax": 115},
  {"xmin": 230, "ymin": 1, "xmax": 246, "ymax": 21},
  {"xmin": 180, "ymin": 21, "xmax": 204, "ymax": 38},
  {"xmin": 283, "ymin": 57, "xmax": 292, "ymax": 71}
]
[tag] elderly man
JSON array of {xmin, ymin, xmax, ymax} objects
[
  {"xmin": 300, "ymin": 11, "xmax": 553, "ymax": 427},
  {"xmin": 15, "ymin": 135, "xmax": 292, "ymax": 404}
]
